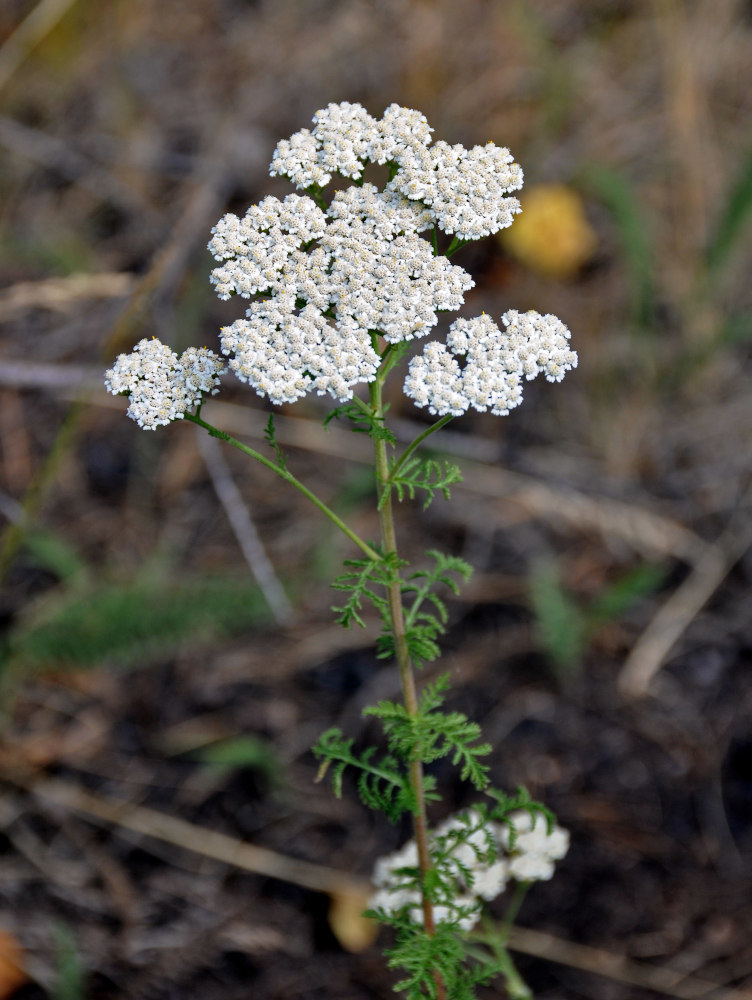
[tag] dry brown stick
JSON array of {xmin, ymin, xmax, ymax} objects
[
  {"xmin": 198, "ymin": 401, "xmax": 705, "ymax": 563},
  {"xmin": 0, "ymin": 118, "xmax": 262, "ymax": 583},
  {"xmin": 0, "ymin": 272, "xmax": 135, "ymax": 320},
  {"xmin": 28, "ymin": 779, "xmax": 752, "ymax": 1000},
  {"xmin": 195, "ymin": 428, "xmax": 294, "ymax": 625},
  {"xmin": 463, "ymin": 462, "xmax": 704, "ymax": 564},
  {"xmin": 618, "ymin": 489, "xmax": 752, "ymax": 698},
  {"xmin": 33, "ymin": 778, "xmax": 371, "ymax": 898},
  {"xmin": 0, "ymin": 360, "xmax": 95, "ymax": 391},
  {"xmin": 0, "ymin": 0, "xmax": 78, "ymax": 94},
  {"xmin": 508, "ymin": 925, "xmax": 752, "ymax": 1000},
  {"xmin": 0, "ymin": 369, "xmax": 706, "ymax": 566}
]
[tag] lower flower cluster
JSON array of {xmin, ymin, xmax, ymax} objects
[
  {"xmin": 104, "ymin": 339, "xmax": 225, "ymax": 429},
  {"xmin": 369, "ymin": 809, "xmax": 569, "ymax": 931}
]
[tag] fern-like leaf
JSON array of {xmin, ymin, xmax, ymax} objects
[
  {"xmin": 324, "ymin": 401, "xmax": 395, "ymax": 444},
  {"xmin": 364, "ymin": 675, "xmax": 491, "ymax": 788},
  {"xmin": 383, "ymin": 456, "xmax": 463, "ymax": 510},
  {"xmin": 385, "ymin": 550, "xmax": 472, "ymax": 667},
  {"xmin": 386, "ymin": 919, "xmax": 501, "ymax": 1000},
  {"xmin": 263, "ymin": 413, "xmax": 288, "ymax": 471},
  {"xmin": 485, "ymin": 786, "xmax": 555, "ymax": 846},
  {"xmin": 331, "ymin": 550, "xmax": 401, "ymax": 629},
  {"xmin": 312, "ymin": 727, "xmax": 415, "ymax": 822}
]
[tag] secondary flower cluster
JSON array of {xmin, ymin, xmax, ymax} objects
[
  {"xmin": 369, "ymin": 809, "xmax": 569, "ymax": 931},
  {"xmin": 404, "ymin": 310, "xmax": 578, "ymax": 417},
  {"xmin": 270, "ymin": 101, "xmax": 523, "ymax": 241},
  {"xmin": 104, "ymin": 339, "xmax": 225, "ymax": 430}
]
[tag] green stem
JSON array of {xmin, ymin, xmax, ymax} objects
[
  {"xmin": 368, "ymin": 373, "xmax": 446, "ymax": 1000},
  {"xmin": 388, "ymin": 414, "xmax": 454, "ymax": 484},
  {"xmin": 499, "ymin": 881, "xmax": 529, "ymax": 945},
  {"xmin": 473, "ymin": 916, "xmax": 532, "ymax": 1000},
  {"xmin": 497, "ymin": 948, "xmax": 532, "ymax": 1000},
  {"xmin": 184, "ymin": 413, "xmax": 381, "ymax": 562},
  {"xmin": 445, "ymin": 235, "xmax": 469, "ymax": 258},
  {"xmin": 305, "ymin": 184, "xmax": 328, "ymax": 211}
]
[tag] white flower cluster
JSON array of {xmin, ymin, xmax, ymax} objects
[
  {"xmin": 404, "ymin": 310, "xmax": 578, "ymax": 417},
  {"xmin": 501, "ymin": 810, "xmax": 570, "ymax": 883},
  {"xmin": 270, "ymin": 102, "xmax": 432, "ymax": 188},
  {"xmin": 109, "ymin": 103, "xmax": 576, "ymax": 428},
  {"xmin": 322, "ymin": 185, "xmax": 471, "ymax": 344},
  {"xmin": 208, "ymin": 178, "xmax": 473, "ymax": 405},
  {"xmin": 104, "ymin": 338, "xmax": 225, "ymax": 430},
  {"xmin": 208, "ymin": 194, "xmax": 328, "ymax": 300},
  {"xmin": 220, "ymin": 293, "xmax": 381, "ymax": 405},
  {"xmin": 369, "ymin": 809, "xmax": 569, "ymax": 931},
  {"xmin": 269, "ymin": 101, "xmax": 522, "ymax": 242},
  {"xmin": 391, "ymin": 140, "xmax": 523, "ymax": 240}
]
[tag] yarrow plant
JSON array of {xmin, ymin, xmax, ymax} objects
[{"xmin": 105, "ymin": 102, "xmax": 577, "ymax": 999}]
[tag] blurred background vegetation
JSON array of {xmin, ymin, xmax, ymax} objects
[{"xmin": 0, "ymin": 1, "xmax": 751, "ymax": 998}]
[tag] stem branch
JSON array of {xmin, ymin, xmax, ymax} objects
[
  {"xmin": 184, "ymin": 413, "xmax": 381, "ymax": 562},
  {"xmin": 388, "ymin": 414, "xmax": 454, "ymax": 484}
]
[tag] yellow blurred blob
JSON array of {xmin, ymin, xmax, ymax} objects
[
  {"xmin": 328, "ymin": 889, "xmax": 378, "ymax": 952},
  {"xmin": 501, "ymin": 184, "xmax": 597, "ymax": 279}
]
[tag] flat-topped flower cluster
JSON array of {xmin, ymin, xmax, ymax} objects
[
  {"xmin": 404, "ymin": 310, "xmax": 577, "ymax": 417},
  {"xmin": 369, "ymin": 809, "xmax": 569, "ymax": 931},
  {"xmin": 106, "ymin": 102, "xmax": 576, "ymax": 425},
  {"xmin": 104, "ymin": 339, "xmax": 225, "ymax": 430},
  {"xmin": 269, "ymin": 101, "xmax": 523, "ymax": 240},
  {"xmin": 209, "ymin": 184, "xmax": 472, "ymax": 404}
]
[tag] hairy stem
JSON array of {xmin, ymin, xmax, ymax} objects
[
  {"xmin": 184, "ymin": 413, "xmax": 381, "ymax": 562},
  {"xmin": 368, "ymin": 373, "xmax": 446, "ymax": 1000}
]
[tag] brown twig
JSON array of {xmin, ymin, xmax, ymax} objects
[
  {"xmin": 0, "ymin": 272, "xmax": 135, "ymax": 320},
  {"xmin": 0, "ymin": 0, "xmax": 78, "ymax": 94},
  {"xmin": 508, "ymin": 925, "xmax": 752, "ymax": 1000},
  {"xmin": 0, "ymin": 116, "xmax": 265, "ymax": 584},
  {"xmin": 618, "ymin": 485, "xmax": 752, "ymax": 698},
  {"xmin": 24, "ymin": 778, "xmax": 752, "ymax": 1000},
  {"xmin": 32, "ymin": 778, "xmax": 371, "ymax": 899},
  {"xmin": 195, "ymin": 428, "xmax": 294, "ymax": 626},
  {"xmin": 0, "ymin": 368, "xmax": 708, "ymax": 566}
]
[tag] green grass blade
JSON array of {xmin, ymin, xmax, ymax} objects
[
  {"xmin": 587, "ymin": 563, "xmax": 665, "ymax": 627},
  {"xmin": 707, "ymin": 139, "xmax": 752, "ymax": 278},
  {"xmin": 580, "ymin": 163, "xmax": 655, "ymax": 331},
  {"xmin": 528, "ymin": 563, "xmax": 585, "ymax": 673}
]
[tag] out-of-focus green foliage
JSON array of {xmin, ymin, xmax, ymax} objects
[
  {"xmin": 706, "ymin": 138, "xmax": 752, "ymax": 279},
  {"xmin": 581, "ymin": 164, "xmax": 656, "ymax": 332},
  {"xmin": 52, "ymin": 923, "xmax": 86, "ymax": 1000},
  {"xmin": 6, "ymin": 568, "xmax": 269, "ymax": 672},
  {"xmin": 195, "ymin": 735, "xmax": 284, "ymax": 787},
  {"xmin": 529, "ymin": 560, "xmax": 665, "ymax": 675},
  {"xmin": 23, "ymin": 529, "xmax": 89, "ymax": 585}
]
